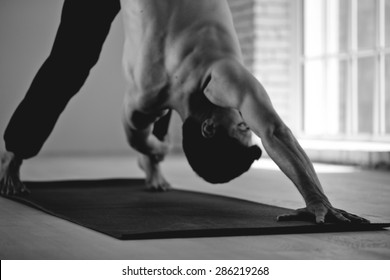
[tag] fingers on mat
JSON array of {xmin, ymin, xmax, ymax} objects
[
  {"xmin": 330, "ymin": 210, "xmax": 351, "ymax": 223},
  {"xmin": 336, "ymin": 209, "xmax": 370, "ymax": 223},
  {"xmin": 315, "ymin": 208, "xmax": 327, "ymax": 224}
]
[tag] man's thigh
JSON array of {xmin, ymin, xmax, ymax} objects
[{"xmin": 51, "ymin": 0, "xmax": 121, "ymax": 57}]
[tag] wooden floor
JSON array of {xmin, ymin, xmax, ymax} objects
[{"xmin": 0, "ymin": 154, "xmax": 389, "ymax": 259}]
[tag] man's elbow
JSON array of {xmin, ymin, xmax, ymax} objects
[
  {"xmin": 262, "ymin": 121, "xmax": 293, "ymax": 144},
  {"xmin": 124, "ymin": 127, "xmax": 143, "ymax": 150},
  {"xmin": 127, "ymin": 134, "xmax": 138, "ymax": 149}
]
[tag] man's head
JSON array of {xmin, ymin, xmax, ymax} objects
[{"xmin": 182, "ymin": 94, "xmax": 262, "ymax": 184}]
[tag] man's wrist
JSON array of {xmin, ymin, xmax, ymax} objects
[{"xmin": 305, "ymin": 192, "xmax": 331, "ymax": 207}]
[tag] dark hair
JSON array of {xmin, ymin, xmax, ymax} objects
[{"xmin": 182, "ymin": 116, "xmax": 262, "ymax": 184}]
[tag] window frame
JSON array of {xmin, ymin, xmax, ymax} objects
[{"xmin": 296, "ymin": 0, "xmax": 390, "ymax": 142}]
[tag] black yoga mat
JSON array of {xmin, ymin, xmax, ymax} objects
[{"xmin": 6, "ymin": 178, "xmax": 390, "ymax": 240}]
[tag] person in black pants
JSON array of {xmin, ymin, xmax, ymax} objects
[
  {"xmin": 0, "ymin": 0, "xmax": 172, "ymax": 194},
  {"xmin": 1, "ymin": 0, "xmax": 369, "ymax": 224}
]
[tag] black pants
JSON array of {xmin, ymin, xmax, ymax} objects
[{"xmin": 4, "ymin": 0, "xmax": 121, "ymax": 159}]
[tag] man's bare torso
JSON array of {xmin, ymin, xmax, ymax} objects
[{"xmin": 120, "ymin": 0, "xmax": 242, "ymax": 117}]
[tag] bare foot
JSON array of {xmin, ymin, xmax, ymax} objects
[
  {"xmin": 137, "ymin": 154, "xmax": 172, "ymax": 192},
  {"xmin": 0, "ymin": 151, "xmax": 29, "ymax": 196}
]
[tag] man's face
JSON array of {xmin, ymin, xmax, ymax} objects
[{"xmin": 211, "ymin": 108, "xmax": 253, "ymax": 147}]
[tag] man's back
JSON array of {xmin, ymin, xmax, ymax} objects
[{"xmin": 120, "ymin": 0, "xmax": 242, "ymax": 111}]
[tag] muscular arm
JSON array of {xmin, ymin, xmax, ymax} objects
[
  {"xmin": 205, "ymin": 60, "xmax": 327, "ymax": 206},
  {"xmin": 122, "ymin": 97, "xmax": 172, "ymax": 191},
  {"xmin": 205, "ymin": 59, "xmax": 368, "ymax": 223},
  {"xmin": 122, "ymin": 107, "xmax": 169, "ymax": 162},
  {"xmin": 240, "ymin": 82, "xmax": 329, "ymax": 207}
]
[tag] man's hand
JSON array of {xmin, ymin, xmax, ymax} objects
[
  {"xmin": 0, "ymin": 151, "xmax": 30, "ymax": 196},
  {"xmin": 277, "ymin": 201, "xmax": 370, "ymax": 224}
]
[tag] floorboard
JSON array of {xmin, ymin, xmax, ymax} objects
[{"xmin": 0, "ymin": 155, "xmax": 389, "ymax": 259}]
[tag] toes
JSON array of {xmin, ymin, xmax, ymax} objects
[
  {"xmin": 0, "ymin": 179, "xmax": 4, "ymax": 195},
  {"xmin": 15, "ymin": 182, "xmax": 28, "ymax": 195},
  {"xmin": 4, "ymin": 177, "xmax": 11, "ymax": 196},
  {"xmin": 160, "ymin": 182, "xmax": 172, "ymax": 192},
  {"xmin": 9, "ymin": 183, "xmax": 16, "ymax": 196},
  {"xmin": 146, "ymin": 186, "xmax": 159, "ymax": 192},
  {"xmin": 5, "ymin": 177, "xmax": 15, "ymax": 196},
  {"xmin": 145, "ymin": 180, "xmax": 163, "ymax": 192},
  {"xmin": 20, "ymin": 184, "xmax": 31, "ymax": 194},
  {"xmin": 146, "ymin": 182, "xmax": 172, "ymax": 192},
  {"xmin": 0, "ymin": 176, "xmax": 29, "ymax": 196}
]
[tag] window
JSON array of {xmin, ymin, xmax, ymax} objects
[{"xmin": 300, "ymin": 0, "xmax": 390, "ymax": 140}]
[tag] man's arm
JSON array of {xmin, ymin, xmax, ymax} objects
[
  {"xmin": 205, "ymin": 59, "xmax": 369, "ymax": 224},
  {"xmin": 122, "ymin": 96, "xmax": 172, "ymax": 191},
  {"xmin": 122, "ymin": 107, "xmax": 170, "ymax": 163}
]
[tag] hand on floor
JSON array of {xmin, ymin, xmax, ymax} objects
[
  {"xmin": 276, "ymin": 201, "xmax": 370, "ymax": 224},
  {"xmin": 0, "ymin": 151, "xmax": 30, "ymax": 196}
]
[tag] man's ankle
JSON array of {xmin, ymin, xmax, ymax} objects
[{"xmin": 2, "ymin": 151, "xmax": 23, "ymax": 165}]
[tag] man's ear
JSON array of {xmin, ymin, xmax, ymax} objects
[{"xmin": 201, "ymin": 119, "xmax": 216, "ymax": 138}]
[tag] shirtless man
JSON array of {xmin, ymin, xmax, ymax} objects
[{"xmin": 1, "ymin": 0, "xmax": 369, "ymax": 224}]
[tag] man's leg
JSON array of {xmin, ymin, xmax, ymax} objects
[
  {"xmin": 4, "ymin": 0, "xmax": 120, "ymax": 159},
  {"xmin": 134, "ymin": 111, "xmax": 173, "ymax": 191},
  {"xmin": 152, "ymin": 110, "xmax": 172, "ymax": 141},
  {"xmin": 1, "ymin": 0, "xmax": 120, "ymax": 195}
]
